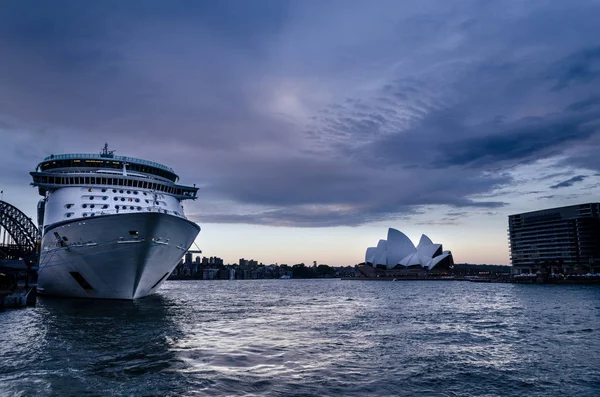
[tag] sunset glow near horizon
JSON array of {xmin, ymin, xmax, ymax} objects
[{"xmin": 2, "ymin": 1, "xmax": 600, "ymax": 266}]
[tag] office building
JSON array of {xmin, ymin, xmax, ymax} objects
[{"xmin": 509, "ymin": 203, "xmax": 600, "ymax": 274}]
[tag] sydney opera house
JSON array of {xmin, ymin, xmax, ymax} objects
[{"xmin": 363, "ymin": 228, "xmax": 454, "ymax": 273}]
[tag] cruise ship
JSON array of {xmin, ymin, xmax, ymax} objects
[{"xmin": 30, "ymin": 144, "xmax": 201, "ymax": 299}]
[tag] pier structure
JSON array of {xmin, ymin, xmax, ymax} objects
[{"xmin": 0, "ymin": 200, "xmax": 40, "ymax": 310}]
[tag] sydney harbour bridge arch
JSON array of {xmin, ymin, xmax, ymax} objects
[{"xmin": 0, "ymin": 200, "xmax": 40, "ymax": 262}]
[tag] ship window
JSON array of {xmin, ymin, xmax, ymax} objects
[
  {"xmin": 102, "ymin": 205, "xmax": 108, "ymax": 209},
  {"xmin": 128, "ymin": 180, "xmax": 133, "ymax": 187},
  {"xmin": 91, "ymin": 177, "xmax": 96, "ymax": 184},
  {"xmin": 130, "ymin": 206, "xmax": 134, "ymax": 210},
  {"xmin": 90, "ymin": 204, "xmax": 95, "ymax": 209},
  {"xmin": 101, "ymin": 188, "xmax": 106, "ymax": 192},
  {"xmin": 82, "ymin": 204, "xmax": 87, "ymax": 208},
  {"xmin": 89, "ymin": 196, "xmax": 94, "ymax": 200},
  {"xmin": 66, "ymin": 213, "xmax": 72, "ymax": 218},
  {"xmin": 90, "ymin": 213, "xmax": 95, "ymax": 217},
  {"xmin": 113, "ymin": 189, "xmax": 117, "ymax": 193},
  {"xmin": 120, "ymin": 190, "xmax": 124, "ymax": 193},
  {"xmin": 85, "ymin": 177, "xmax": 90, "ymax": 184},
  {"xmin": 121, "ymin": 198, "xmax": 125, "ymax": 201},
  {"xmin": 83, "ymin": 213, "xmax": 88, "ymax": 217},
  {"xmin": 129, "ymin": 230, "xmax": 138, "ymax": 236},
  {"xmin": 118, "ymin": 179, "xmax": 124, "ymax": 186},
  {"xmin": 127, "ymin": 190, "xmax": 131, "ymax": 194},
  {"xmin": 102, "ymin": 196, "xmax": 108, "ymax": 200},
  {"xmin": 65, "ymin": 204, "xmax": 73, "ymax": 209},
  {"xmin": 114, "ymin": 197, "xmax": 118, "ymax": 201},
  {"xmin": 134, "ymin": 191, "xmax": 138, "ymax": 195},
  {"xmin": 143, "ymin": 192, "xmax": 147, "ymax": 196},
  {"xmin": 137, "ymin": 207, "xmax": 142, "ymax": 211}
]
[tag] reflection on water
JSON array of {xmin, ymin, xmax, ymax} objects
[{"xmin": 1, "ymin": 280, "xmax": 600, "ymax": 396}]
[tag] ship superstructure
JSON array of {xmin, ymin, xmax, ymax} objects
[{"xmin": 30, "ymin": 144, "xmax": 201, "ymax": 299}]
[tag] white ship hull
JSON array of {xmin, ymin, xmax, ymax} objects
[{"xmin": 38, "ymin": 212, "xmax": 200, "ymax": 299}]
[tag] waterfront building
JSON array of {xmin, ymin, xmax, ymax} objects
[
  {"xmin": 364, "ymin": 228, "xmax": 453, "ymax": 271},
  {"xmin": 509, "ymin": 203, "xmax": 600, "ymax": 274}
]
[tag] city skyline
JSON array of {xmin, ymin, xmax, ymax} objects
[{"xmin": 2, "ymin": 1, "xmax": 600, "ymax": 266}]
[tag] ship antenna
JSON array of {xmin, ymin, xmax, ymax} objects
[{"xmin": 100, "ymin": 143, "xmax": 115, "ymax": 158}]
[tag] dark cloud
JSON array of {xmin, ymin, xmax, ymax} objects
[
  {"xmin": 550, "ymin": 175, "xmax": 588, "ymax": 189},
  {"xmin": 551, "ymin": 46, "xmax": 600, "ymax": 90},
  {"xmin": 1, "ymin": 1, "xmax": 600, "ymax": 227}
]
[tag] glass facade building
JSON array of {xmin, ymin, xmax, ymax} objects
[{"xmin": 509, "ymin": 203, "xmax": 600, "ymax": 274}]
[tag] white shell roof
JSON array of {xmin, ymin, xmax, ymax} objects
[{"xmin": 364, "ymin": 228, "xmax": 452, "ymax": 270}]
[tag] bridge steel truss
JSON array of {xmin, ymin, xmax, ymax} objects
[{"xmin": 0, "ymin": 200, "xmax": 40, "ymax": 260}]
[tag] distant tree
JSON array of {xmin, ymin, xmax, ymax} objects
[{"xmin": 316, "ymin": 264, "xmax": 335, "ymax": 276}]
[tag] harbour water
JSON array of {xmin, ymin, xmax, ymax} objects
[{"xmin": 1, "ymin": 280, "xmax": 599, "ymax": 396}]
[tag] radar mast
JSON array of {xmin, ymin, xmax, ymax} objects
[{"xmin": 100, "ymin": 143, "xmax": 115, "ymax": 158}]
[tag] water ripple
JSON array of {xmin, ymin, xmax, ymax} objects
[{"xmin": 1, "ymin": 280, "xmax": 600, "ymax": 396}]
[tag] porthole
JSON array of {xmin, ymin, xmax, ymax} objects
[
  {"xmin": 120, "ymin": 190, "xmax": 124, "ymax": 193},
  {"xmin": 83, "ymin": 213, "xmax": 88, "ymax": 217},
  {"xmin": 127, "ymin": 190, "xmax": 131, "ymax": 194},
  {"xmin": 65, "ymin": 204, "xmax": 73, "ymax": 209},
  {"xmin": 82, "ymin": 204, "xmax": 88, "ymax": 209},
  {"xmin": 89, "ymin": 196, "xmax": 94, "ymax": 200},
  {"xmin": 102, "ymin": 196, "xmax": 108, "ymax": 200},
  {"xmin": 134, "ymin": 191, "xmax": 138, "ymax": 195},
  {"xmin": 137, "ymin": 207, "xmax": 142, "ymax": 211},
  {"xmin": 135, "ymin": 199, "xmax": 140, "ymax": 203},
  {"xmin": 90, "ymin": 204, "xmax": 95, "ymax": 209},
  {"xmin": 66, "ymin": 213, "xmax": 72, "ymax": 218},
  {"xmin": 113, "ymin": 189, "xmax": 117, "ymax": 193},
  {"xmin": 114, "ymin": 197, "xmax": 118, "ymax": 201},
  {"xmin": 145, "ymin": 200, "xmax": 149, "ymax": 203},
  {"xmin": 90, "ymin": 213, "xmax": 95, "ymax": 217},
  {"xmin": 143, "ymin": 192, "xmax": 147, "ymax": 196},
  {"xmin": 121, "ymin": 198, "xmax": 125, "ymax": 201},
  {"xmin": 115, "ymin": 205, "xmax": 119, "ymax": 209},
  {"xmin": 102, "ymin": 205, "xmax": 108, "ymax": 209},
  {"xmin": 101, "ymin": 188, "xmax": 107, "ymax": 192},
  {"xmin": 130, "ymin": 206, "xmax": 134, "ymax": 210}
]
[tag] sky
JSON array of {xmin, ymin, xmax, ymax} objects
[{"xmin": 1, "ymin": 0, "xmax": 600, "ymax": 266}]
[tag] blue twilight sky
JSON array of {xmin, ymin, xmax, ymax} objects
[{"xmin": 1, "ymin": 0, "xmax": 600, "ymax": 266}]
